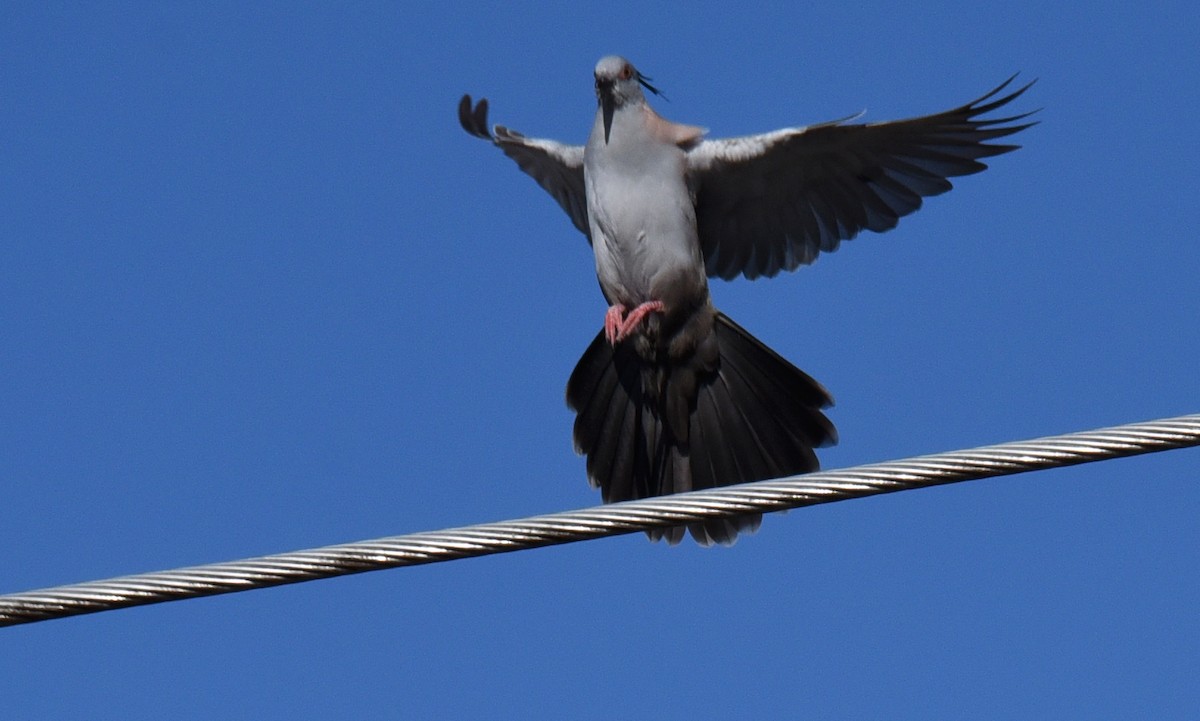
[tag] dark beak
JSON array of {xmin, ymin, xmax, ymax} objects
[
  {"xmin": 596, "ymin": 79, "xmax": 615, "ymax": 144},
  {"xmin": 601, "ymin": 94, "xmax": 615, "ymax": 143}
]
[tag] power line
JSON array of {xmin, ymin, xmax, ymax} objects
[{"xmin": 2, "ymin": 414, "xmax": 1197, "ymax": 628}]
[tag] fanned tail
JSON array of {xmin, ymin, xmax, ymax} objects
[{"xmin": 566, "ymin": 312, "xmax": 836, "ymax": 546}]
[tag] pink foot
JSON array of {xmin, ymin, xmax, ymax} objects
[
  {"xmin": 604, "ymin": 304, "xmax": 628, "ymax": 345},
  {"xmin": 613, "ymin": 300, "xmax": 664, "ymax": 342}
]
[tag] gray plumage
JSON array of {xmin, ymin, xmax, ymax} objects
[{"xmin": 460, "ymin": 56, "xmax": 1034, "ymax": 545}]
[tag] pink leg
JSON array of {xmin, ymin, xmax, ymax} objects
[
  {"xmin": 613, "ymin": 300, "xmax": 664, "ymax": 342},
  {"xmin": 604, "ymin": 304, "xmax": 627, "ymax": 345}
]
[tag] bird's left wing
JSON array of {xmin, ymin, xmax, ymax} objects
[
  {"xmin": 686, "ymin": 76, "xmax": 1037, "ymax": 280},
  {"xmin": 459, "ymin": 95, "xmax": 590, "ymax": 239}
]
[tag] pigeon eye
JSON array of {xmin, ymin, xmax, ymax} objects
[{"xmin": 619, "ymin": 64, "xmax": 633, "ymax": 80}]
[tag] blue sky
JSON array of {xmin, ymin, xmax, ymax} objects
[{"xmin": 3, "ymin": 2, "xmax": 1198, "ymax": 718}]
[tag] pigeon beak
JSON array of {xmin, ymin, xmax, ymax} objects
[
  {"xmin": 596, "ymin": 78, "xmax": 616, "ymax": 143},
  {"xmin": 601, "ymin": 92, "xmax": 615, "ymax": 144}
]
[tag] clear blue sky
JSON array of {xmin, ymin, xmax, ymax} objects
[{"xmin": 3, "ymin": 3, "xmax": 1198, "ymax": 718}]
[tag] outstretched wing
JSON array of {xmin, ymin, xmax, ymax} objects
[
  {"xmin": 458, "ymin": 95, "xmax": 590, "ymax": 239},
  {"xmin": 686, "ymin": 76, "xmax": 1038, "ymax": 280}
]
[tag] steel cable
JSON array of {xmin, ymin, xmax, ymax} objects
[{"xmin": 2, "ymin": 414, "xmax": 1197, "ymax": 627}]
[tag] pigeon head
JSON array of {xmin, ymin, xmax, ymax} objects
[{"xmin": 594, "ymin": 55, "xmax": 663, "ymax": 143}]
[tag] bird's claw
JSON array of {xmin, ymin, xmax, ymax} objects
[
  {"xmin": 604, "ymin": 304, "xmax": 627, "ymax": 345},
  {"xmin": 604, "ymin": 300, "xmax": 664, "ymax": 345}
]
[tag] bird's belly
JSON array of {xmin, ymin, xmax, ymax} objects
[
  {"xmin": 590, "ymin": 208, "xmax": 701, "ymax": 304},
  {"xmin": 583, "ymin": 148, "xmax": 700, "ymax": 305},
  {"xmin": 592, "ymin": 229, "xmax": 649, "ymax": 303}
]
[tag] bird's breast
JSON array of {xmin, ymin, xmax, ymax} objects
[{"xmin": 585, "ymin": 147, "xmax": 704, "ymax": 308}]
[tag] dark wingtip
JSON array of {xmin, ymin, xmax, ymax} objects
[
  {"xmin": 636, "ymin": 71, "xmax": 668, "ymax": 102},
  {"xmin": 458, "ymin": 94, "xmax": 494, "ymax": 140},
  {"xmin": 968, "ymin": 73, "xmax": 1040, "ymax": 118}
]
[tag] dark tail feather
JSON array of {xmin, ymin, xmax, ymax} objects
[
  {"xmin": 680, "ymin": 314, "xmax": 837, "ymax": 544},
  {"xmin": 565, "ymin": 313, "xmax": 836, "ymax": 546}
]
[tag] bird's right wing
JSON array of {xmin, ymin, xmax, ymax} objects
[{"xmin": 459, "ymin": 95, "xmax": 590, "ymax": 240}]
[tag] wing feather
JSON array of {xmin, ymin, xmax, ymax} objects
[
  {"xmin": 686, "ymin": 77, "xmax": 1037, "ymax": 280},
  {"xmin": 458, "ymin": 95, "xmax": 590, "ymax": 239}
]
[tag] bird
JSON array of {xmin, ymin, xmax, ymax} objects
[{"xmin": 459, "ymin": 55, "xmax": 1035, "ymax": 545}]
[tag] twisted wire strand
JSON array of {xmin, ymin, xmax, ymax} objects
[{"xmin": 2, "ymin": 414, "xmax": 1197, "ymax": 628}]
